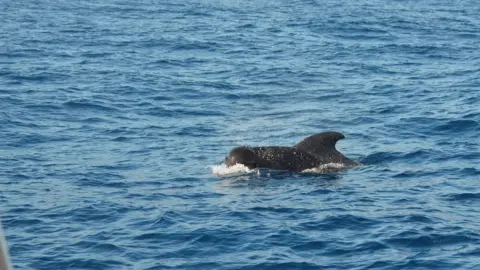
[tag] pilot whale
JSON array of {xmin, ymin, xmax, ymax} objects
[{"xmin": 224, "ymin": 131, "xmax": 358, "ymax": 172}]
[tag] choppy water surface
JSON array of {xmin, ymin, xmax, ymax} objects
[{"xmin": 1, "ymin": 0, "xmax": 479, "ymax": 269}]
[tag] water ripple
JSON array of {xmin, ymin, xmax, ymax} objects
[{"xmin": 2, "ymin": 0, "xmax": 480, "ymax": 269}]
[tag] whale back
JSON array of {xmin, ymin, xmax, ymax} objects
[
  {"xmin": 249, "ymin": 146, "xmax": 319, "ymax": 172},
  {"xmin": 294, "ymin": 131, "xmax": 357, "ymax": 165}
]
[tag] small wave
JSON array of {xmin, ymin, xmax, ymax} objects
[
  {"xmin": 435, "ymin": 119, "xmax": 479, "ymax": 132},
  {"xmin": 63, "ymin": 100, "xmax": 119, "ymax": 112},
  {"xmin": 444, "ymin": 193, "xmax": 480, "ymax": 201},
  {"xmin": 361, "ymin": 150, "xmax": 440, "ymax": 165},
  {"xmin": 385, "ymin": 232, "xmax": 475, "ymax": 249},
  {"xmin": 360, "ymin": 152, "xmax": 394, "ymax": 164},
  {"xmin": 297, "ymin": 214, "xmax": 376, "ymax": 231},
  {"xmin": 211, "ymin": 163, "xmax": 254, "ymax": 176}
]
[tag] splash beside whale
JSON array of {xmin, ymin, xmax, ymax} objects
[{"xmin": 224, "ymin": 131, "xmax": 359, "ymax": 172}]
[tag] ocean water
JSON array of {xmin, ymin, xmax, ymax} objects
[{"xmin": 1, "ymin": 0, "xmax": 479, "ymax": 269}]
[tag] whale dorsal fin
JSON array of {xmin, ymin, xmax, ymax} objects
[{"xmin": 294, "ymin": 131, "xmax": 345, "ymax": 159}]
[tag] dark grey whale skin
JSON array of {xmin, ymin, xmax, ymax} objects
[{"xmin": 225, "ymin": 131, "xmax": 358, "ymax": 172}]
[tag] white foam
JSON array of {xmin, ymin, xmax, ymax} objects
[
  {"xmin": 211, "ymin": 163, "xmax": 254, "ymax": 176},
  {"xmin": 301, "ymin": 163, "xmax": 347, "ymax": 173},
  {"xmin": 211, "ymin": 162, "xmax": 350, "ymax": 176}
]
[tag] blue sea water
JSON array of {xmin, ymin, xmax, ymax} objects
[{"xmin": 1, "ymin": 0, "xmax": 479, "ymax": 269}]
